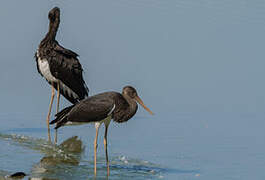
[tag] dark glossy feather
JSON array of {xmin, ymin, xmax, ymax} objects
[
  {"xmin": 36, "ymin": 42, "xmax": 88, "ymax": 104},
  {"xmin": 54, "ymin": 44, "xmax": 78, "ymax": 58},
  {"xmin": 48, "ymin": 43, "xmax": 88, "ymax": 103},
  {"xmin": 50, "ymin": 91, "xmax": 136, "ymax": 129}
]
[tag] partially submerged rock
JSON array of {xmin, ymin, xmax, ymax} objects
[{"xmin": 59, "ymin": 136, "xmax": 83, "ymax": 153}]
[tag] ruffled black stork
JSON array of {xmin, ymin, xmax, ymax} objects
[
  {"xmin": 50, "ymin": 86, "xmax": 153, "ymax": 176},
  {"xmin": 35, "ymin": 7, "xmax": 89, "ymax": 142}
]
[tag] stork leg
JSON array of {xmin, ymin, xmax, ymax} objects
[
  {"xmin": 46, "ymin": 83, "xmax": 55, "ymax": 142},
  {"xmin": 54, "ymin": 83, "xmax": 60, "ymax": 144},
  {"xmin": 94, "ymin": 123, "xmax": 100, "ymax": 176},
  {"xmin": 104, "ymin": 122, "xmax": 110, "ymax": 176}
]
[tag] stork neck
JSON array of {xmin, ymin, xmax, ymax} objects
[
  {"xmin": 41, "ymin": 19, "xmax": 60, "ymax": 45},
  {"xmin": 123, "ymin": 94, "xmax": 138, "ymax": 118}
]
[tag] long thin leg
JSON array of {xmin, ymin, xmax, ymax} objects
[
  {"xmin": 54, "ymin": 83, "xmax": 60, "ymax": 144},
  {"xmin": 104, "ymin": 123, "xmax": 110, "ymax": 176},
  {"xmin": 46, "ymin": 83, "xmax": 55, "ymax": 142},
  {"xmin": 94, "ymin": 123, "xmax": 100, "ymax": 176}
]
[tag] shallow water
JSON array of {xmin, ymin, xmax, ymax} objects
[
  {"xmin": 0, "ymin": 133, "xmax": 166, "ymax": 179},
  {"xmin": 0, "ymin": 115, "xmax": 172, "ymax": 179},
  {"xmin": 1, "ymin": 112, "xmax": 265, "ymax": 179}
]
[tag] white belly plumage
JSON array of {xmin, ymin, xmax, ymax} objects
[
  {"xmin": 37, "ymin": 50, "xmax": 79, "ymax": 99},
  {"xmin": 38, "ymin": 58, "xmax": 58, "ymax": 82}
]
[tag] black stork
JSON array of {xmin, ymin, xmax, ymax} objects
[
  {"xmin": 35, "ymin": 7, "xmax": 89, "ymax": 143},
  {"xmin": 50, "ymin": 86, "xmax": 153, "ymax": 176}
]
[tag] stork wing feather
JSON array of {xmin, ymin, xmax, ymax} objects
[
  {"xmin": 67, "ymin": 93, "xmax": 116, "ymax": 123},
  {"xmin": 49, "ymin": 43, "xmax": 89, "ymax": 104},
  {"xmin": 54, "ymin": 43, "xmax": 79, "ymax": 58}
]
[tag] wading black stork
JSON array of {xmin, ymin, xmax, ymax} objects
[
  {"xmin": 50, "ymin": 86, "xmax": 153, "ymax": 176},
  {"xmin": 35, "ymin": 7, "xmax": 89, "ymax": 143}
]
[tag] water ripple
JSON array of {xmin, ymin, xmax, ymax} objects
[{"xmin": 0, "ymin": 133, "xmax": 182, "ymax": 179}]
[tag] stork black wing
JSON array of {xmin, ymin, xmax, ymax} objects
[
  {"xmin": 54, "ymin": 43, "xmax": 79, "ymax": 58},
  {"xmin": 49, "ymin": 43, "xmax": 89, "ymax": 104},
  {"xmin": 51, "ymin": 93, "xmax": 116, "ymax": 129},
  {"xmin": 67, "ymin": 92, "xmax": 116, "ymax": 123}
]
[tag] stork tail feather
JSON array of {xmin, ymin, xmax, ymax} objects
[{"xmin": 50, "ymin": 105, "xmax": 74, "ymax": 129}]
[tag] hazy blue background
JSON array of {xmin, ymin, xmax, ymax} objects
[{"xmin": 1, "ymin": 0, "xmax": 265, "ymax": 179}]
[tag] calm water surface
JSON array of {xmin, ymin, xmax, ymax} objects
[{"xmin": 1, "ymin": 112, "xmax": 265, "ymax": 179}]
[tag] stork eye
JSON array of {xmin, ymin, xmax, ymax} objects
[{"xmin": 48, "ymin": 13, "xmax": 55, "ymax": 21}]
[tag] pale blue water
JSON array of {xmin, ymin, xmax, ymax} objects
[
  {"xmin": 1, "ymin": 112, "xmax": 265, "ymax": 179},
  {"xmin": 1, "ymin": 0, "xmax": 265, "ymax": 179}
]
